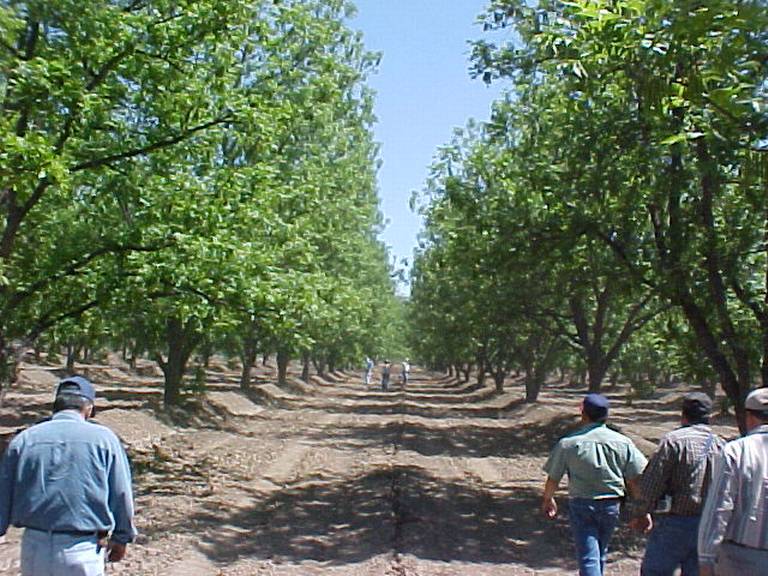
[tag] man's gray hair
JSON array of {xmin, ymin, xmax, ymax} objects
[{"xmin": 53, "ymin": 393, "xmax": 93, "ymax": 413}]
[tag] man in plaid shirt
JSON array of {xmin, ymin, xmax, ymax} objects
[{"xmin": 630, "ymin": 392, "xmax": 725, "ymax": 576}]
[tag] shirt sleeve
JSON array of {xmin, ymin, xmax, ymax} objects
[
  {"xmin": 635, "ymin": 438, "xmax": 673, "ymax": 515},
  {"xmin": 107, "ymin": 437, "xmax": 137, "ymax": 545},
  {"xmin": 623, "ymin": 441, "xmax": 648, "ymax": 480},
  {"xmin": 698, "ymin": 448, "xmax": 736, "ymax": 565},
  {"xmin": 543, "ymin": 441, "xmax": 567, "ymax": 482},
  {"xmin": 0, "ymin": 439, "xmax": 20, "ymax": 536}
]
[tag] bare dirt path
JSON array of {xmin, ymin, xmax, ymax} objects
[{"xmin": 0, "ymin": 360, "xmax": 738, "ymax": 575}]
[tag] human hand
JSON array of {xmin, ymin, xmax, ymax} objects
[
  {"xmin": 108, "ymin": 542, "xmax": 127, "ymax": 562},
  {"xmin": 541, "ymin": 497, "xmax": 557, "ymax": 519},
  {"xmin": 628, "ymin": 514, "xmax": 653, "ymax": 533},
  {"xmin": 699, "ymin": 564, "xmax": 715, "ymax": 576}
]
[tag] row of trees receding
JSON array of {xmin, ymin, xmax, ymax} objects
[
  {"xmin": 408, "ymin": 0, "xmax": 767, "ymax": 432},
  {"xmin": 1, "ymin": 0, "xmax": 405, "ymax": 406}
]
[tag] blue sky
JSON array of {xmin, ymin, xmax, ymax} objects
[{"xmin": 350, "ymin": 1, "xmax": 505, "ymax": 287}]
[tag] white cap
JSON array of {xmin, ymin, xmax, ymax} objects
[{"xmin": 745, "ymin": 388, "xmax": 768, "ymax": 412}]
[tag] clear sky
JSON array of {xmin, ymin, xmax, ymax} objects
[{"xmin": 350, "ymin": 1, "xmax": 504, "ymax": 288}]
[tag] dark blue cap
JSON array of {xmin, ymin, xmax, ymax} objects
[
  {"xmin": 56, "ymin": 376, "xmax": 96, "ymax": 402},
  {"xmin": 583, "ymin": 393, "xmax": 609, "ymax": 420}
]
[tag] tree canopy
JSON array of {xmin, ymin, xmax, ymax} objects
[
  {"xmin": 1, "ymin": 0, "xmax": 403, "ymax": 404},
  {"xmin": 411, "ymin": 0, "xmax": 767, "ymax": 431}
]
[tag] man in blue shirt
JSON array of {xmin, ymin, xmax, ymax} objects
[{"xmin": 0, "ymin": 376, "xmax": 137, "ymax": 575}]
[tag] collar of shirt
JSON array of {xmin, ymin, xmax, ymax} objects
[
  {"xmin": 578, "ymin": 422, "xmax": 606, "ymax": 433},
  {"xmin": 51, "ymin": 411, "xmax": 86, "ymax": 423},
  {"xmin": 747, "ymin": 424, "xmax": 768, "ymax": 436},
  {"xmin": 682, "ymin": 423, "xmax": 711, "ymax": 430}
]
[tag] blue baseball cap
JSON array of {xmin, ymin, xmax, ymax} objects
[
  {"xmin": 56, "ymin": 376, "xmax": 96, "ymax": 402},
  {"xmin": 583, "ymin": 393, "xmax": 609, "ymax": 420}
]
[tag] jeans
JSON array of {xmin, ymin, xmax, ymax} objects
[
  {"xmin": 568, "ymin": 498, "xmax": 621, "ymax": 576},
  {"xmin": 641, "ymin": 515, "xmax": 700, "ymax": 576},
  {"xmin": 21, "ymin": 529, "xmax": 105, "ymax": 576},
  {"xmin": 716, "ymin": 541, "xmax": 768, "ymax": 576}
]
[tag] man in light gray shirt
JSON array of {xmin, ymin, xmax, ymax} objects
[
  {"xmin": 698, "ymin": 388, "xmax": 768, "ymax": 576},
  {"xmin": 0, "ymin": 376, "xmax": 136, "ymax": 576}
]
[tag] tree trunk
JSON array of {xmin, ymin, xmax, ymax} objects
[
  {"xmin": 199, "ymin": 342, "xmax": 212, "ymax": 368},
  {"xmin": 157, "ymin": 317, "xmax": 198, "ymax": 407},
  {"xmin": 0, "ymin": 339, "xmax": 24, "ymax": 408},
  {"xmin": 696, "ymin": 139, "xmax": 753, "ymax": 433},
  {"xmin": 65, "ymin": 343, "xmax": 78, "ymax": 374},
  {"xmin": 462, "ymin": 363, "xmax": 472, "ymax": 383},
  {"xmin": 476, "ymin": 347, "xmax": 488, "ymax": 385},
  {"xmin": 126, "ymin": 339, "xmax": 138, "ymax": 370},
  {"xmin": 0, "ymin": 338, "xmax": 10, "ymax": 408},
  {"xmin": 313, "ymin": 357, "xmax": 327, "ymax": 378},
  {"xmin": 277, "ymin": 348, "xmax": 289, "ymax": 386},
  {"xmin": 239, "ymin": 333, "xmax": 257, "ymax": 390},
  {"xmin": 524, "ymin": 365, "xmax": 541, "ymax": 403},
  {"xmin": 587, "ymin": 360, "xmax": 608, "ymax": 393},
  {"xmin": 301, "ymin": 351, "xmax": 310, "ymax": 382},
  {"xmin": 493, "ymin": 369, "xmax": 505, "ymax": 394},
  {"xmin": 678, "ymin": 294, "xmax": 750, "ymax": 433}
]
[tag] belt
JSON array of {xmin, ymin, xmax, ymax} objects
[
  {"xmin": 725, "ymin": 540, "xmax": 768, "ymax": 552},
  {"xmin": 27, "ymin": 527, "xmax": 99, "ymax": 537},
  {"xmin": 570, "ymin": 496, "xmax": 623, "ymax": 501}
]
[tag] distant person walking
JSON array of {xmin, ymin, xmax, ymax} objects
[
  {"xmin": 381, "ymin": 360, "xmax": 391, "ymax": 392},
  {"xmin": 542, "ymin": 393, "xmax": 647, "ymax": 576},
  {"xmin": 630, "ymin": 392, "xmax": 725, "ymax": 576},
  {"xmin": 401, "ymin": 358, "xmax": 410, "ymax": 387},
  {"xmin": 0, "ymin": 376, "xmax": 137, "ymax": 576},
  {"xmin": 364, "ymin": 356, "xmax": 374, "ymax": 387},
  {"xmin": 698, "ymin": 388, "xmax": 768, "ymax": 576}
]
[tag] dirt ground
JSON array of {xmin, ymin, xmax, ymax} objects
[{"xmin": 0, "ymin": 357, "xmax": 739, "ymax": 575}]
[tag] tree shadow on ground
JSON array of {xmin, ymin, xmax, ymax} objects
[
  {"xmin": 305, "ymin": 392, "xmax": 530, "ymax": 420},
  {"xmin": 188, "ymin": 465, "xmax": 625, "ymax": 571},
  {"xmin": 191, "ymin": 467, "xmax": 395, "ymax": 565},
  {"xmin": 610, "ymin": 411, "xmax": 680, "ymax": 427},
  {"xmin": 297, "ymin": 413, "xmax": 580, "ymax": 459},
  {"xmin": 331, "ymin": 383, "xmax": 496, "ymax": 404},
  {"xmin": 0, "ymin": 398, "xmax": 51, "ymax": 430},
  {"xmin": 402, "ymin": 387, "xmax": 498, "ymax": 404},
  {"xmin": 399, "ymin": 416, "xmax": 580, "ymax": 458},
  {"xmin": 396, "ymin": 473, "xmax": 577, "ymax": 567}
]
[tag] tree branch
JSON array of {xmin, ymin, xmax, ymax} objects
[
  {"xmin": 0, "ymin": 177, "xmax": 50, "ymax": 260},
  {"xmin": 0, "ymin": 38, "xmax": 20, "ymax": 58},
  {"xmin": 3, "ymin": 240, "xmax": 174, "ymax": 313},
  {"xmin": 26, "ymin": 299, "xmax": 102, "ymax": 342},
  {"xmin": 730, "ymin": 277, "xmax": 768, "ymax": 329},
  {"xmin": 70, "ymin": 116, "xmax": 233, "ymax": 173},
  {"xmin": 134, "ymin": 49, "xmax": 187, "ymax": 74}
]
